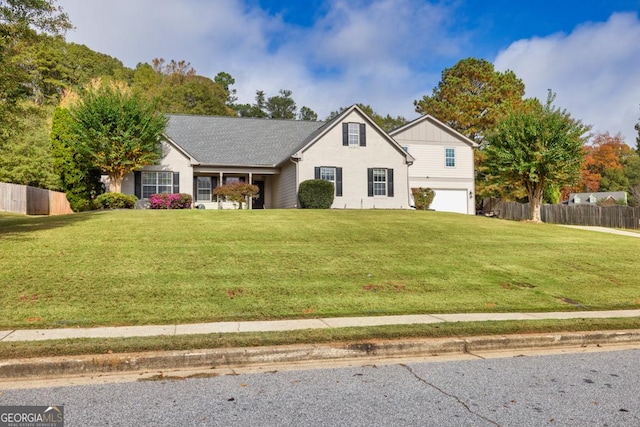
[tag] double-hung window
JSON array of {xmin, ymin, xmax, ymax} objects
[
  {"xmin": 320, "ymin": 167, "xmax": 336, "ymax": 187},
  {"xmin": 314, "ymin": 166, "xmax": 343, "ymax": 196},
  {"xmin": 142, "ymin": 171, "xmax": 173, "ymax": 198},
  {"xmin": 196, "ymin": 177, "xmax": 212, "ymax": 201},
  {"xmin": 445, "ymin": 147, "xmax": 456, "ymax": 168},
  {"xmin": 342, "ymin": 123, "xmax": 366, "ymax": 146},
  {"xmin": 348, "ymin": 123, "xmax": 360, "ymax": 146},
  {"xmin": 367, "ymin": 168, "xmax": 394, "ymax": 197},
  {"xmin": 373, "ymin": 169, "xmax": 387, "ymax": 196}
]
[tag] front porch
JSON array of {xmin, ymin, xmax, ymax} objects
[{"xmin": 192, "ymin": 167, "xmax": 274, "ymax": 209}]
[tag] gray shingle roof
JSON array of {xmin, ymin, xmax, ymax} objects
[{"xmin": 165, "ymin": 114, "xmax": 327, "ymax": 166}]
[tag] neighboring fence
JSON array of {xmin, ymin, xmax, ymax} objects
[
  {"xmin": 494, "ymin": 200, "xmax": 640, "ymax": 230},
  {"xmin": 0, "ymin": 182, "xmax": 73, "ymax": 215}
]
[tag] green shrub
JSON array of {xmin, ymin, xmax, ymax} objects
[
  {"xmin": 298, "ymin": 179, "xmax": 334, "ymax": 209},
  {"xmin": 149, "ymin": 193, "xmax": 192, "ymax": 209},
  {"xmin": 95, "ymin": 192, "xmax": 138, "ymax": 209},
  {"xmin": 411, "ymin": 187, "xmax": 435, "ymax": 210},
  {"xmin": 66, "ymin": 193, "xmax": 96, "ymax": 212}
]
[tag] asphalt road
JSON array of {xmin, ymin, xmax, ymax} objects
[{"xmin": 2, "ymin": 349, "xmax": 639, "ymax": 426}]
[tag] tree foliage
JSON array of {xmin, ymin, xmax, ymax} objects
[
  {"xmin": 0, "ymin": 103, "xmax": 59, "ymax": 188},
  {"xmin": 298, "ymin": 105, "xmax": 318, "ymax": 121},
  {"xmin": 0, "ymin": 0, "xmax": 71, "ymax": 34},
  {"xmin": 213, "ymin": 182, "xmax": 259, "ymax": 209},
  {"xmin": 214, "ymin": 71, "xmax": 237, "ymax": 106},
  {"xmin": 484, "ymin": 92, "xmax": 591, "ymax": 222},
  {"xmin": 132, "ymin": 58, "xmax": 236, "ymax": 117},
  {"xmin": 50, "ymin": 105, "xmax": 103, "ymax": 211},
  {"xmin": 577, "ymin": 133, "xmax": 631, "ymax": 192},
  {"xmin": 66, "ymin": 80, "xmax": 168, "ymax": 193},
  {"xmin": 235, "ymin": 90, "xmax": 268, "ymax": 118},
  {"xmin": 0, "ymin": 0, "xmax": 71, "ymax": 138},
  {"xmin": 414, "ymin": 57, "xmax": 525, "ymax": 144},
  {"xmin": 236, "ymin": 89, "xmax": 312, "ymax": 120},
  {"xmin": 327, "ymin": 104, "xmax": 407, "ymax": 132},
  {"xmin": 266, "ymin": 89, "xmax": 296, "ymax": 119}
]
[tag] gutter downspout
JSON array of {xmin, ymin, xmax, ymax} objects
[
  {"xmin": 406, "ymin": 159, "xmax": 414, "ymax": 209},
  {"xmin": 290, "ymin": 156, "xmax": 300, "ymax": 208}
]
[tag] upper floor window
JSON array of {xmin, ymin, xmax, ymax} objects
[
  {"xmin": 348, "ymin": 123, "xmax": 360, "ymax": 146},
  {"xmin": 445, "ymin": 147, "xmax": 456, "ymax": 168},
  {"xmin": 342, "ymin": 123, "xmax": 366, "ymax": 147}
]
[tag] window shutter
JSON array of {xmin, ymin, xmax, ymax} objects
[
  {"xmin": 134, "ymin": 171, "xmax": 141, "ymax": 199},
  {"xmin": 387, "ymin": 169, "xmax": 394, "ymax": 197},
  {"xmin": 367, "ymin": 168, "xmax": 374, "ymax": 197},
  {"xmin": 336, "ymin": 167, "xmax": 343, "ymax": 197},
  {"xmin": 359, "ymin": 123, "xmax": 366, "ymax": 146},
  {"xmin": 342, "ymin": 123, "xmax": 349, "ymax": 146},
  {"xmin": 193, "ymin": 177, "xmax": 198, "ymax": 199},
  {"xmin": 212, "ymin": 176, "xmax": 218, "ymax": 188},
  {"xmin": 172, "ymin": 172, "xmax": 180, "ymax": 193},
  {"xmin": 314, "ymin": 167, "xmax": 321, "ymax": 179}
]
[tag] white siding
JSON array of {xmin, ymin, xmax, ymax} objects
[
  {"xmin": 392, "ymin": 116, "xmax": 476, "ymax": 214},
  {"xmin": 272, "ymin": 161, "xmax": 298, "ymax": 208},
  {"xmin": 121, "ymin": 140, "xmax": 193, "ymax": 196},
  {"xmin": 300, "ymin": 110, "xmax": 412, "ymax": 209}
]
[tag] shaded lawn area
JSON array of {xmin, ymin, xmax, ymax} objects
[{"xmin": 1, "ymin": 209, "xmax": 639, "ymax": 330}]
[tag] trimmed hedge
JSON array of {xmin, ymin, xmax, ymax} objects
[
  {"xmin": 298, "ymin": 179, "xmax": 334, "ymax": 209},
  {"xmin": 95, "ymin": 192, "xmax": 138, "ymax": 209}
]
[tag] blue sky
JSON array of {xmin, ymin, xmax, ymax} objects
[{"xmin": 58, "ymin": 0, "xmax": 640, "ymax": 143}]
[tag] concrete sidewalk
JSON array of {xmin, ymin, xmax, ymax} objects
[
  {"xmin": 2, "ymin": 310, "xmax": 640, "ymax": 381},
  {"xmin": 559, "ymin": 225, "xmax": 640, "ymax": 237},
  {"xmin": 2, "ymin": 310, "xmax": 640, "ymax": 342}
]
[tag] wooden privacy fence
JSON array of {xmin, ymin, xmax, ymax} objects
[
  {"xmin": 0, "ymin": 182, "xmax": 73, "ymax": 215},
  {"xmin": 494, "ymin": 200, "xmax": 640, "ymax": 229}
]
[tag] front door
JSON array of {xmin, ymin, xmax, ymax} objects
[{"xmin": 253, "ymin": 181, "xmax": 265, "ymax": 209}]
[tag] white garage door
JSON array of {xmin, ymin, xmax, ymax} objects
[{"xmin": 430, "ymin": 189, "xmax": 468, "ymax": 214}]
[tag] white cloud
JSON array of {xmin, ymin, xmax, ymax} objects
[
  {"xmin": 495, "ymin": 12, "xmax": 640, "ymax": 144},
  {"xmin": 59, "ymin": 0, "xmax": 465, "ymax": 120}
]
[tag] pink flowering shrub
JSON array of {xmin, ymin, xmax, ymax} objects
[{"xmin": 149, "ymin": 193, "xmax": 192, "ymax": 209}]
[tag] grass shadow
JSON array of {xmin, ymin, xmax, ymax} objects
[{"xmin": 0, "ymin": 211, "xmax": 99, "ymax": 239}]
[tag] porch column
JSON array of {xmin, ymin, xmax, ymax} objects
[
  {"xmin": 248, "ymin": 172, "xmax": 253, "ymax": 210},
  {"xmin": 218, "ymin": 172, "xmax": 223, "ymax": 203}
]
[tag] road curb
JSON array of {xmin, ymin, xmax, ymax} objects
[{"xmin": 1, "ymin": 330, "xmax": 639, "ymax": 379}]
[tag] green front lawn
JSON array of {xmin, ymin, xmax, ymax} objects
[{"xmin": 1, "ymin": 209, "xmax": 639, "ymax": 329}]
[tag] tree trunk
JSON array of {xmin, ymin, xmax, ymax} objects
[
  {"xmin": 109, "ymin": 174, "xmax": 124, "ymax": 193},
  {"xmin": 528, "ymin": 184, "xmax": 544, "ymax": 222},
  {"xmin": 530, "ymin": 197, "xmax": 541, "ymax": 222}
]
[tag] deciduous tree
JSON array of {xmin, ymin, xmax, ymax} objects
[
  {"xmin": 484, "ymin": 92, "xmax": 591, "ymax": 222},
  {"xmin": 51, "ymin": 103, "xmax": 103, "ymax": 210},
  {"xmin": 65, "ymin": 80, "xmax": 168, "ymax": 193},
  {"xmin": 577, "ymin": 132, "xmax": 631, "ymax": 192},
  {"xmin": 0, "ymin": 0, "xmax": 71, "ymax": 120}
]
